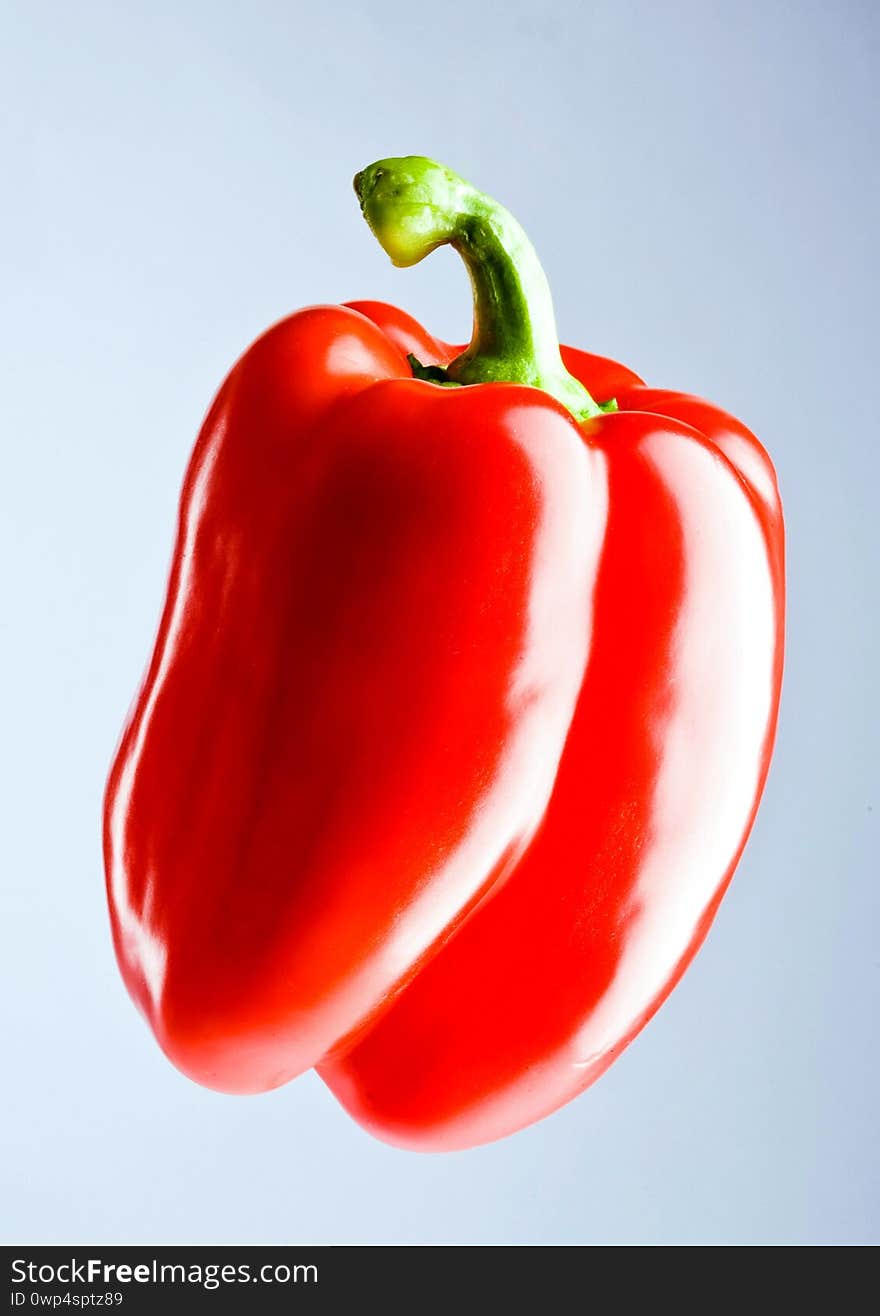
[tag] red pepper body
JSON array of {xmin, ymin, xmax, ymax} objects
[
  {"xmin": 105, "ymin": 157, "xmax": 784, "ymax": 1147},
  {"xmin": 316, "ymin": 302, "xmax": 784, "ymax": 1149},
  {"xmin": 103, "ymin": 304, "xmax": 607, "ymax": 1092}
]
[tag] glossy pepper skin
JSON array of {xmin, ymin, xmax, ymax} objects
[{"xmin": 105, "ymin": 158, "xmax": 783, "ymax": 1145}]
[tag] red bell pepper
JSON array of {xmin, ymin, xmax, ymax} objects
[{"xmin": 105, "ymin": 157, "xmax": 784, "ymax": 1148}]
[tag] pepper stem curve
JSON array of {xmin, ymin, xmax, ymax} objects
[{"xmin": 353, "ymin": 156, "xmax": 605, "ymax": 421}]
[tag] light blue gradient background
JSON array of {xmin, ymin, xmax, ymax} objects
[{"xmin": 2, "ymin": 0, "xmax": 877, "ymax": 1244}]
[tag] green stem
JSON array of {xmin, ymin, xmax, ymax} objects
[{"xmin": 353, "ymin": 156, "xmax": 605, "ymax": 421}]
